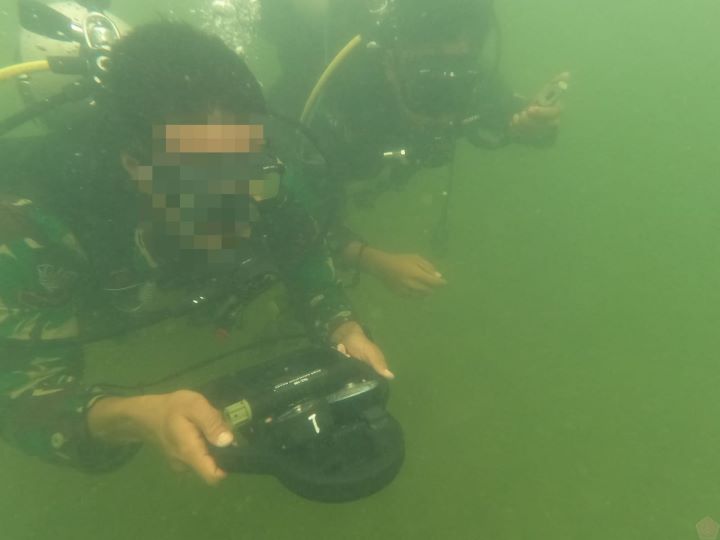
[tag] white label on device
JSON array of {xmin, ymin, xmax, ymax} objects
[{"xmin": 308, "ymin": 413, "xmax": 321, "ymax": 434}]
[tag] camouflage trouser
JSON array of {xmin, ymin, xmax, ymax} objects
[{"xmin": 0, "ymin": 343, "xmax": 139, "ymax": 473}]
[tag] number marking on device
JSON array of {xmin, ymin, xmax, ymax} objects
[{"xmin": 308, "ymin": 413, "xmax": 321, "ymax": 434}]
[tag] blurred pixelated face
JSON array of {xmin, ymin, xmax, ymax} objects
[{"xmin": 128, "ymin": 111, "xmax": 282, "ymax": 252}]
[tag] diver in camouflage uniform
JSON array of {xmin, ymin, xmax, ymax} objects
[{"xmin": 0, "ymin": 22, "xmax": 392, "ymax": 484}]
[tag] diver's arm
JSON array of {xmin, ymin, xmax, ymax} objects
[
  {"xmin": 329, "ymin": 320, "xmax": 394, "ymax": 379},
  {"xmin": 502, "ymin": 73, "xmax": 570, "ymax": 147},
  {"xmin": 263, "ymin": 191, "xmax": 393, "ymax": 376},
  {"xmin": 0, "ymin": 357, "xmax": 141, "ymax": 472},
  {"xmin": 286, "ymin": 239, "xmax": 356, "ymax": 340},
  {"xmin": 507, "ymin": 73, "xmax": 570, "ymax": 145},
  {"xmin": 284, "ymin": 239, "xmax": 393, "ymax": 377},
  {"xmin": 322, "ymin": 207, "xmax": 446, "ymax": 295},
  {"xmin": 343, "ymin": 241, "xmax": 447, "ymax": 295},
  {"xmin": 465, "ymin": 72, "xmax": 566, "ymax": 148},
  {"xmin": 278, "ymin": 230, "xmax": 394, "ymax": 378},
  {"xmin": 0, "ymin": 197, "xmax": 138, "ymax": 472},
  {"xmin": 87, "ymin": 391, "xmax": 234, "ymax": 485},
  {"xmin": 0, "ymin": 308, "xmax": 140, "ymax": 472},
  {"xmin": 463, "ymin": 75, "xmax": 528, "ymax": 149}
]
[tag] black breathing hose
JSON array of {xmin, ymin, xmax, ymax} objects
[{"xmin": 94, "ymin": 333, "xmax": 308, "ymax": 393}]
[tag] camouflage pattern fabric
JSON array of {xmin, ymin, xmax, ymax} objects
[{"xmin": 0, "ymin": 193, "xmax": 355, "ymax": 472}]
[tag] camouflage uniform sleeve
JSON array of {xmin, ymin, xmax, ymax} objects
[
  {"xmin": 279, "ymin": 162, "xmax": 363, "ymax": 266},
  {"xmin": 0, "ymin": 198, "xmax": 139, "ymax": 472},
  {"xmin": 325, "ymin": 223, "xmax": 364, "ymax": 264},
  {"xmin": 261, "ymin": 191, "xmax": 356, "ymax": 343},
  {"xmin": 284, "ymin": 239, "xmax": 355, "ymax": 343}
]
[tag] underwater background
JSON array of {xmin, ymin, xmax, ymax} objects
[{"xmin": 2, "ymin": 0, "xmax": 720, "ymax": 538}]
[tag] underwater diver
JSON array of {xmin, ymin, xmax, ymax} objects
[
  {"xmin": 251, "ymin": 0, "xmax": 569, "ymax": 295},
  {"xmin": 0, "ymin": 21, "xmax": 393, "ymax": 486}
]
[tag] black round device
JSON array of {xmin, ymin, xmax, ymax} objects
[{"xmin": 202, "ymin": 347, "xmax": 405, "ymax": 502}]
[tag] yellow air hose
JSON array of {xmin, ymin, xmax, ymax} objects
[
  {"xmin": 3, "ymin": 35, "xmax": 362, "ymax": 119},
  {"xmin": 300, "ymin": 34, "xmax": 363, "ymax": 126},
  {"xmin": 0, "ymin": 60, "xmax": 51, "ymax": 82}
]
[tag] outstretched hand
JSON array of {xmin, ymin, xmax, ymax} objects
[
  {"xmin": 89, "ymin": 391, "xmax": 235, "ymax": 485},
  {"xmin": 509, "ymin": 71, "xmax": 570, "ymax": 142},
  {"xmin": 332, "ymin": 321, "xmax": 395, "ymax": 380},
  {"xmin": 361, "ymin": 248, "xmax": 448, "ymax": 296}
]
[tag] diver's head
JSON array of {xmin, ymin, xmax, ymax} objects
[
  {"xmin": 385, "ymin": 0, "xmax": 495, "ymax": 46},
  {"xmin": 379, "ymin": 0, "xmax": 497, "ymax": 121},
  {"xmin": 100, "ymin": 22, "xmax": 281, "ymax": 255}
]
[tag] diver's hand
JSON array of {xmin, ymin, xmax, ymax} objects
[
  {"xmin": 331, "ymin": 321, "xmax": 395, "ymax": 380},
  {"xmin": 360, "ymin": 247, "xmax": 447, "ymax": 296},
  {"xmin": 88, "ymin": 391, "xmax": 234, "ymax": 485},
  {"xmin": 509, "ymin": 71, "xmax": 570, "ymax": 143}
]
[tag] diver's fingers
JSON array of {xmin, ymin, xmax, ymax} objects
[
  {"xmin": 169, "ymin": 415, "xmax": 227, "ymax": 486},
  {"xmin": 185, "ymin": 394, "xmax": 234, "ymax": 449},
  {"xmin": 511, "ymin": 111, "xmax": 525, "ymax": 126},
  {"xmin": 416, "ymin": 270, "xmax": 448, "ymax": 287},
  {"xmin": 527, "ymin": 105, "xmax": 562, "ymax": 120},
  {"xmin": 183, "ymin": 435, "xmax": 227, "ymax": 486},
  {"xmin": 413, "ymin": 258, "xmax": 447, "ymax": 285},
  {"xmin": 414, "ymin": 256, "xmax": 439, "ymax": 275},
  {"xmin": 406, "ymin": 279, "xmax": 433, "ymax": 294},
  {"xmin": 551, "ymin": 71, "xmax": 571, "ymax": 83},
  {"xmin": 362, "ymin": 345, "xmax": 394, "ymax": 380}
]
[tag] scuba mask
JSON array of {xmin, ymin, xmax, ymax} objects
[{"xmin": 398, "ymin": 53, "xmax": 483, "ymax": 118}]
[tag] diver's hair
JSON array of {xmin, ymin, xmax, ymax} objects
[
  {"xmin": 99, "ymin": 21, "xmax": 266, "ymax": 157},
  {"xmin": 387, "ymin": 0, "xmax": 495, "ymax": 46}
]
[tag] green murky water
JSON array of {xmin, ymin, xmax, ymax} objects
[{"xmin": 2, "ymin": 1, "xmax": 720, "ymax": 539}]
